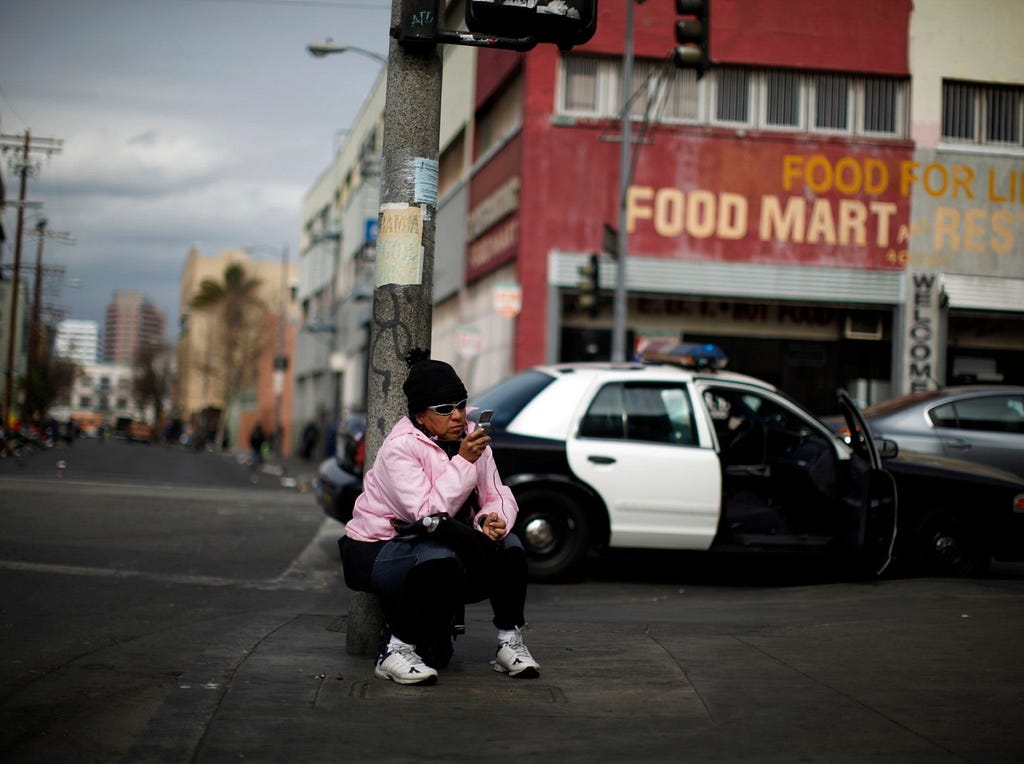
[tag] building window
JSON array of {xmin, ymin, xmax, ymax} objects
[
  {"xmin": 814, "ymin": 73, "xmax": 851, "ymax": 132},
  {"xmin": 943, "ymin": 80, "xmax": 1023, "ymax": 149},
  {"xmin": 765, "ymin": 70, "xmax": 801, "ymax": 128},
  {"xmin": 714, "ymin": 67, "xmax": 750, "ymax": 124},
  {"xmin": 862, "ymin": 77, "xmax": 899, "ymax": 135},
  {"xmin": 476, "ymin": 73, "xmax": 524, "ymax": 158},
  {"xmin": 563, "ymin": 54, "xmax": 601, "ymax": 113},
  {"xmin": 558, "ymin": 56, "xmax": 908, "ymax": 140}
]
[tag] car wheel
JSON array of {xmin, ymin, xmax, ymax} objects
[
  {"xmin": 513, "ymin": 487, "xmax": 591, "ymax": 582},
  {"xmin": 911, "ymin": 512, "xmax": 991, "ymax": 578}
]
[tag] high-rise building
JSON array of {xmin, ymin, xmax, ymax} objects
[
  {"xmin": 54, "ymin": 319, "xmax": 99, "ymax": 366},
  {"xmin": 103, "ymin": 291, "xmax": 165, "ymax": 365}
]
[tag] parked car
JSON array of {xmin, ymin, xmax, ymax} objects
[
  {"xmin": 315, "ymin": 344, "xmax": 1024, "ymax": 581},
  {"xmin": 314, "ymin": 414, "xmax": 365, "ymax": 524},
  {"xmin": 831, "ymin": 386, "xmax": 1024, "ymax": 479}
]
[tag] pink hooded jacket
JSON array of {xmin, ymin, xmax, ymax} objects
[{"xmin": 343, "ymin": 416, "xmax": 519, "ymax": 543}]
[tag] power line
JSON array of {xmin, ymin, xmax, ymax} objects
[{"xmin": 181, "ymin": 0, "xmax": 388, "ymax": 9}]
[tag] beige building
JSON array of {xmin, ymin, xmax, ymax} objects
[{"xmin": 176, "ymin": 247, "xmax": 299, "ymax": 450}]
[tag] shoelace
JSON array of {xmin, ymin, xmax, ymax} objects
[{"xmin": 503, "ymin": 636, "xmax": 534, "ymax": 660}]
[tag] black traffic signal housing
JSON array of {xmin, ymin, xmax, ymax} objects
[
  {"xmin": 466, "ymin": 0, "xmax": 598, "ymax": 51},
  {"xmin": 577, "ymin": 253, "xmax": 601, "ymax": 317},
  {"xmin": 674, "ymin": 0, "xmax": 710, "ymax": 79}
]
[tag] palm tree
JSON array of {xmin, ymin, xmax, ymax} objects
[{"xmin": 189, "ymin": 262, "xmax": 266, "ymax": 449}]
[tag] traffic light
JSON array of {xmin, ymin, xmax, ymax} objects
[
  {"xmin": 466, "ymin": 0, "xmax": 598, "ymax": 51},
  {"xmin": 577, "ymin": 253, "xmax": 601, "ymax": 317},
  {"xmin": 673, "ymin": 0, "xmax": 710, "ymax": 78}
]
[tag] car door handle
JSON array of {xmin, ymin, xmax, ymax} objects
[
  {"xmin": 943, "ymin": 438, "xmax": 971, "ymax": 451},
  {"xmin": 588, "ymin": 455, "xmax": 616, "ymax": 465}
]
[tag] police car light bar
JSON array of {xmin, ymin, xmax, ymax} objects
[{"xmin": 639, "ymin": 341, "xmax": 728, "ymax": 370}]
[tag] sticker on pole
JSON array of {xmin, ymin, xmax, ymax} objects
[
  {"xmin": 493, "ymin": 282, "xmax": 522, "ymax": 318},
  {"xmin": 375, "ymin": 204, "xmax": 424, "ymax": 287}
]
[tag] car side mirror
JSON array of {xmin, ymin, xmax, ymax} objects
[{"xmin": 877, "ymin": 438, "xmax": 899, "ymax": 459}]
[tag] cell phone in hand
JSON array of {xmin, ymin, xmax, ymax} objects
[{"xmin": 477, "ymin": 409, "xmax": 494, "ymax": 433}]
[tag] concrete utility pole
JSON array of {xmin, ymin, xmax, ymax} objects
[
  {"xmin": 347, "ymin": 0, "xmax": 444, "ymax": 656},
  {"xmin": 1, "ymin": 130, "xmax": 63, "ymax": 426},
  {"xmin": 612, "ymin": 0, "xmax": 636, "ymax": 363}
]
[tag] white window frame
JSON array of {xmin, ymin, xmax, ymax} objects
[
  {"xmin": 812, "ymin": 73, "xmax": 854, "ymax": 136},
  {"xmin": 941, "ymin": 79, "xmax": 1024, "ymax": 153},
  {"xmin": 710, "ymin": 66, "xmax": 752, "ymax": 127},
  {"xmin": 556, "ymin": 56, "xmax": 909, "ymax": 141}
]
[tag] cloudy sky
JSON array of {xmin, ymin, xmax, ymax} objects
[{"xmin": 1, "ymin": 0, "xmax": 391, "ymax": 339}]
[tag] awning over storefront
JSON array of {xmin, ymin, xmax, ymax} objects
[
  {"xmin": 941, "ymin": 273, "xmax": 1024, "ymax": 313},
  {"xmin": 550, "ymin": 251, "xmax": 902, "ymax": 306}
]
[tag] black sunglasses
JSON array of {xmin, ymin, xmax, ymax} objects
[{"xmin": 426, "ymin": 398, "xmax": 468, "ymax": 416}]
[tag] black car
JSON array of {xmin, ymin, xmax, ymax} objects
[
  {"xmin": 314, "ymin": 415, "xmax": 365, "ymax": 524},
  {"xmin": 315, "ymin": 347, "xmax": 1024, "ymax": 580}
]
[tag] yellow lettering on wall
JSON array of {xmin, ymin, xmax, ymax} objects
[
  {"xmin": 900, "ymin": 161, "xmax": 920, "ymax": 197},
  {"xmin": 838, "ymin": 200, "xmax": 867, "ymax": 245},
  {"xmin": 933, "ymin": 207, "xmax": 960, "ymax": 249},
  {"xmin": 807, "ymin": 199, "xmax": 837, "ymax": 244},
  {"xmin": 953, "ymin": 165, "xmax": 975, "ymax": 201},
  {"xmin": 865, "ymin": 159, "xmax": 889, "ymax": 195},
  {"xmin": 687, "ymin": 190, "xmax": 716, "ymax": 239},
  {"xmin": 931, "ymin": 206, "xmax": 1020, "ymax": 254},
  {"xmin": 626, "ymin": 186, "xmax": 654, "ymax": 233},
  {"xmin": 991, "ymin": 210, "xmax": 1014, "ymax": 253},
  {"xmin": 654, "ymin": 189, "xmax": 685, "ymax": 236},
  {"xmin": 782, "ymin": 155, "xmax": 804, "ymax": 192},
  {"xmin": 901, "ymin": 161, "xmax": 975, "ymax": 199},
  {"xmin": 870, "ymin": 202, "xmax": 897, "ymax": 247},
  {"xmin": 718, "ymin": 193, "xmax": 748, "ymax": 240},
  {"xmin": 964, "ymin": 208, "xmax": 987, "ymax": 252},
  {"xmin": 759, "ymin": 196, "xmax": 805, "ymax": 243}
]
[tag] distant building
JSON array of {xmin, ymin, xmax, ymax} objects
[
  {"xmin": 66, "ymin": 362, "xmax": 142, "ymax": 422},
  {"xmin": 176, "ymin": 247, "xmax": 298, "ymax": 453},
  {"xmin": 103, "ymin": 291, "xmax": 165, "ymax": 365},
  {"xmin": 55, "ymin": 319, "xmax": 99, "ymax": 366}
]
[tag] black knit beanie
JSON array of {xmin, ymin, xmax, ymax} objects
[{"xmin": 403, "ymin": 348, "xmax": 468, "ymax": 415}]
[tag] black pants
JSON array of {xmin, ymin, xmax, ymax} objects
[{"xmin": 341, "ymin": 534, "xmax": 529, "ymax": 650}]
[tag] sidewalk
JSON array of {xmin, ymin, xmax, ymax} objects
[
  {"xmin": 130, "ymin": 571, "xmax": 1024, "ymax": 763},
  {"xmin": 231, "ymin": 447, "xmax": 320, "ymax": 493}
]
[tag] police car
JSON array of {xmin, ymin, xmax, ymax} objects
[{"xmin": 470, "ymin": 342, "xmax": 1024, "ymax": 581}]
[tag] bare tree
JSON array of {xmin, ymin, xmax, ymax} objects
[
  {"xmin": 189, "ymin": 263, "xmax": 266, "ymax": 448},
  {"xmin": 133, "ymin": 340, "xmax": 170, "ymax": 430}
]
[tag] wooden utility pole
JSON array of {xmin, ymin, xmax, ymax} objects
[
  {"xmin": 1, "ymin": 130, "xmax": 62, "ymax": 426},
  {"xmin": 25, "ymin": 219, "xmax": 74, "ymax": 419}
]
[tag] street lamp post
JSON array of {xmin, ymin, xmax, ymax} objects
[
  {"xmin": 244, "ymin": 244, "xmax": 289, "ymax": 458},
  {"xmin": 306, "ymin": 39, "xmax": 387, "ymax": 64},
  {"xmin": 274, "ymin": 245, "xmax": 289, "ymax": 458}
]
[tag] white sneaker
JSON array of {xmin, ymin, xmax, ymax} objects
[
  {"xmin": 493, "ymin": 628, "xmax": 540, "ymax": 678},
  {"xmin": 375, "ymin": 644, "xmax": 439, "ymax": 685}
]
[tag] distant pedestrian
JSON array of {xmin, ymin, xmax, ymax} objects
[
  {"xmin": 301, "ymin": 422, "xmax": 319, "ymax": 461},
  {"xmin": 249, "ymin": 423, "xmax": 265, "ymax": 466}
]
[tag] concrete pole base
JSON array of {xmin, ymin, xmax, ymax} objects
[{"xmin": 346, "ymin": 590, "xmax": 386, "ymax": 656}]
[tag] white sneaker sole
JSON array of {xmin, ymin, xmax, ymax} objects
[
  {"xmin": 374, "ymin": 665, "xmax": 438, "ymax": 685},
  {"xmin": 493, "ymin": 661, "xmax": 540, "ymax": 678}
]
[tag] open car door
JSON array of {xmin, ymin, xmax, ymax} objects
[{"xmin": 838, "ymin": 389, "xmax": 898, "ymax": 576}]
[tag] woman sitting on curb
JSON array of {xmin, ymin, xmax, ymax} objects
[{"xmin": 339, "ymin": 349, "xmax": 540, "ymax": 685}]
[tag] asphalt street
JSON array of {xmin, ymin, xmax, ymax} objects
[{"xmin": 1, "ymin": 438, "xmax": 1023, "ymax": 763}]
